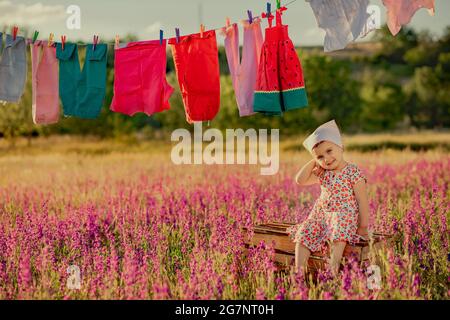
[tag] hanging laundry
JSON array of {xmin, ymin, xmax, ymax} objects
[
  {"xmin": 30, "ymin": 40, "xmax": 59, "ymax": 125},
  {"xmin": 307, "ymin": 0, "xmax": 373, "ymax": 52},
  {"xmin": 168, "ymin": 30, "xmax": 220, "ymax": 124},
  {"xmin": 220, "ymin": 18, "xmax": 263, "ymax": 117},
  {"xmin": 253, "ymin": 8, "xmax": 308, "ymax": 116},
  {"xmin": 110, "ymin": 40, "xmax": 174, "ymax": 116},
  {"xmin": 56, "ymin": 43, "xmax": 108, "ymax": 119},
  {"xmin": 0, "ymin": 33, "xmax": 27, "ymax": 103},
  {"xmin": 382, "ymin": 0, "xmax": 435, "ymax": 36}
]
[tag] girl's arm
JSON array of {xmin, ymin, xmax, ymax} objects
[
  {"xmin": 353, "ymin": 180, "xmax": 370, "ymax": 237},
  {"xmin": 295, "ymin": 159, "xmax": 322, "ymax": 186}
]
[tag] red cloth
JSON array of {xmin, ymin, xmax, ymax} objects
[
  {"xmin": 169, "ymin": 30, "xmax": 220, "ymax": 123},
  {"xmin": 257, "ymin": 25, "xmax": 305, "ymax": 92},
  {"xmin": 110, "ymin": 40, "xmax": 174, "ymax": 116},
  {"xmin": 253, "ymin": 24, "xmax": 308, "ymax": 115}
]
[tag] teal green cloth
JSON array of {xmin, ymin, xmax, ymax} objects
[
  {"xmin": 56, "ymin": 43, "xmax": 107, "ymax": 119},
  {"xmin": 254, "ymin": 87, "xmax": 309, "ymax": 116}
]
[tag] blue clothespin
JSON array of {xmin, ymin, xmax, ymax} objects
[
  {"xmin": 175, "ymin": 28, "xmax": 180, "ymax": 44},
  {"xmin": 160, "ymin": 30, "xmax": 164, "ymax": 45},
  {"xmin": 247, "ymin": 10, "xmax": 253, "ymax": 23},
  {"xmin": 267, "ymin": 2, "xmax": 271, "ymax": 16}
]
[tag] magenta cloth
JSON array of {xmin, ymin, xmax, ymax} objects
[
  {"xmin": 382, "ymin": 0, "xmax": 435, "ymax": 36},
  {"xmin": 30, "ymin": 40, "xmax": 60, "ymax": 125},
  {"xmin": 110, "ymin": 39, "xmax": 174, "ymax": 116},
  {"xmin": 221, "ymin": 19, "xmax": 263, "ymax": 117}
]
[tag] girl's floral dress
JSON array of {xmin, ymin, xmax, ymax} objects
[{"xmin": 287, "ymin": 163, "xmax": 367, "ymax": 252}]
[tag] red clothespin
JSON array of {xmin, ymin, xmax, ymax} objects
[
  {"xmin": 175, "ymin": 28, "xmax": 180, "ymax": 44},
  {"xmin": 93, "ymin": 35, "xmax": 99, "ymax": 51},
  {"xmin": 262, "ymin": 3, "xmax": 274, "ymax": 28},
  {"xmin": 115, "ymin": 35, "xmax": 120, "ymax": 49},
  {"xmin": 12, "ymin": 26, "xmax": 19, "ymax": 40},
  {"xmin": 200, "ymin": 24, "xmax": 205, "ymax": 38},
  {"xmin": 276, "ymin": 6, "xmax": 287, "ymax": 26},
  {"xmin": 226, "ymin": 17, "xmax": 231, "ymax": 28},
  {"xmin": 61, "ymin": 35, "xmax": 66, "ymax": 51}
]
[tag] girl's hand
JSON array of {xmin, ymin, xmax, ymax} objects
[
  {"xmin": 312, "ymin": 163, "xmax": 324, "ymax": 177},
  {"xmin": 357, "ymin": 226, "xmax": 369, "ymax": 238}
]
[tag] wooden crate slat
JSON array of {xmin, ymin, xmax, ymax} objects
[{"xmin": 243, "ymin": 223, "xmax": 393, "ymax": 271}]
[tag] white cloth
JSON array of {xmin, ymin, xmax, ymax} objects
[
  {"xmin": 307, "ymin": 0, "xmax": 374, "ymax": 52},
  {"xmin": 303, "ymin": 120, "xmax": 343, "ymax": 153}
]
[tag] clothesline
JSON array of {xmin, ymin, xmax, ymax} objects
[
  {"xmin": 5, "ymin": 0, "xmax": 300, "ymax": 47},
  {"xmin": 0, "ymin": 0, "xmax": 437, "ymax": 125}
]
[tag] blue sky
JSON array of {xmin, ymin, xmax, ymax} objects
[{"xmin": 1, "ymin": 0, "xmax": 449, "ymax": 46}]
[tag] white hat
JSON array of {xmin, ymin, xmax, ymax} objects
[{"xmin": 303, "ymin": 120, "xmax": 343, "ymax": 153}]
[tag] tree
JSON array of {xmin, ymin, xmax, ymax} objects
[
  {"xmin": 299, "ymin": 54, "xmax": 362, "ymax": 132},
  {"xmin": 373, "ymin": 25, "xmax": 418, "ymax": 64},
  {"xmin": 360, "ymin": 69, "xmax": 405, "ymax": 131}
]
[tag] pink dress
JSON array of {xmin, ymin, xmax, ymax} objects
[
  {"xmin": 288, "ymin": 163, "xmax": 367, "ymax": 252},
  {"xmin": 221, "ymin": 19, "xmax": 263, "ymax": 117},
  {"xmin": 30, "ymin": 40, "xmax": 60, "ymax": 125},
  {"xmin": 382, "ymin": 0, "xmax": 435, "ymax": 36}
]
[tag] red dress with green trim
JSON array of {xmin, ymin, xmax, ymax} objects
[{"xmin": 253, "ymin": 7, "xmax": 308, "ymax": 116}]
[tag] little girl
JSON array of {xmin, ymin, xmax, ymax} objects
[{"xmin": 287, "ymin": 120, "xmax": 370, "ymax": 275}]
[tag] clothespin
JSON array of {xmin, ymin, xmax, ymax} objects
[
  {"xmin": 115, "ymin": 35, "xmax": 120, "ymax": 49},
  {"xmin": 175, "ymin": 28, "xmax": 180, "ymax": 44},
  {"xmin": 276, "ymin": 0, "xmax": 281, "ymax": 9},
  {"xmin": 32, "ymin": 30, "xmax": 39, "ymax": 44},
  {"xmin": 262, "ymin": 3, "xmax": 274, "ymax": 28},
  {"xmin": 48, "ymin": 33, "xmax": 54, "ymax": 47},
  {"xmin": 247, "ymin": 10, "xmax": 253, "ymax": 24},
  {"xmin": 61, "ymin": 35, "xmax": 66, "ymax": 51},
  {"xmin": 93, "ymin": 35, "xmax": 99, "ymax": 51},
  {"xmin": 160, "ymin": 30, "xmax": 164, "ymax": 45},
  {"xmin": 200, "ymin": 24, "xmax": 205, "ymax": 38},
  {"xmin": 12, "ymin": 26, "xmax": 18, "ymax": 41},
  {"xmin": 276, "ymin": 6, "xmax": 287, "ymax": 26},
  {"xmin": 226, "ymin": 17, "xmax": 231, "ymax": 28}
]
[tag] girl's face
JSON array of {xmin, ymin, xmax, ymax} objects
[{"xmin": 311, "ymin": 141, "xmax": 344, "ymax": 170}]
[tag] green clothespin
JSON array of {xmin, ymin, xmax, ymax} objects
[
  {"xmin": 276, "ymin": 0, "xmax": 281, "ymax": 9},
  {"xmin": 32, "ymin": 30, "xmax": 39, "ymax": 44}
]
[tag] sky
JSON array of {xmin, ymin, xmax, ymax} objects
[{"xmin": 1, "ymin": 0, "xmax": 449, "ymax": 46}]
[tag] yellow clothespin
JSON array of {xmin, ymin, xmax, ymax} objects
[
  {"xmin": 200, "ymin": 24, "xmax": 205, "ymax": 38},
  {"xmin": 48, "ymin": 33, "xmax": 54, "ymax": 47},
  {"xmin": 115, "ymin": 35, "xmax": 120, "ymax": 49}
]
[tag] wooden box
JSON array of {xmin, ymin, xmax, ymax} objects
[{"xmin": 243, "ymin": 222, "xmax": 391, "ymax": 272}]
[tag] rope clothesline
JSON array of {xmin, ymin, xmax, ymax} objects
[{"xmin": 2, "ymin": 0, "xmax": 301, "ymax": 47}]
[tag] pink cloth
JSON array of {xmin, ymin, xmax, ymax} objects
[
  {"xmin": 221, "ymin": 18, "xmax": 263, "ymax": 117},
  {"xmin": 30, "ymin": 40, "xmax": 59, "ymax": 125},
  {"xmin": 382, "ymin": 0, "xmax": 435, "ymax": 36},
  {"xmin": 111, "ymin": 40, "xmax": 174, "ymax": 116}
]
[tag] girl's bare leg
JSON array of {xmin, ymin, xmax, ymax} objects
[
  {"xmin": 295, "ymin": 242, "xmax": 311, "ymax": 276},
  {"xmin": 330, "ymin": 241, "xmax": 347, "ymax": 275}
]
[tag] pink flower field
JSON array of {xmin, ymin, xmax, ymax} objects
[{"xmin": 0, "ymin": 142, "xmax": 448, "ymax": 300}]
